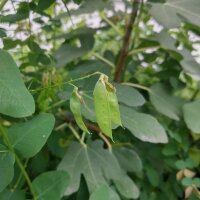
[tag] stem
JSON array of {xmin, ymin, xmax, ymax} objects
[
  {"xmin": 68, "ymin": 123, "xmax": 87, "ymax": 148},
  {"xmin": 92, "ymin": 52, "xmax": 115, "ymax": 68},
  {"xmin": 114, "ymin": 0, "xmax": 141, "ymax": 82},
  {"xmin": 0, "ymin": 126, "xmax": 37, "ymax": 199},
  {"xmin": 122, "ymin": 82, "xmax": 151, "ymax": 92},
  {"xmin": 0, "ymin": 0, "xmax": 8, "ymax": 11},
  {"xmin": 128, "ymin": 45, "xmax": 160, "ymax": 56},
  {"xmin": 13, "ymin": 159, "xmax": 29, "ymax": 190},
  {"xmin": 30, "ymin": 71, "xmax": 102, "ymax": 93},
  {"xmin": 99, "ymin": 132, "xmax": 112, "ymax": 152},
  {"xmin": 100, "ymin": 12, "xmax": 123, "ymax": 36}
]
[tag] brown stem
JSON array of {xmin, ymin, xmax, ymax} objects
[{"xmin": 114, "ymin": 0, "xmax": 141, "ymax": 82}]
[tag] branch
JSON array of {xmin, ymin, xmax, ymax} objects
[{"xmin": 114, "ymin": 0, "xmax": 141, "ymax": 82}]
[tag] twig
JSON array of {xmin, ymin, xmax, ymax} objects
[
  {"xmin": 100, "ymin": 12, "xmax": 123, "ymax": 36},
  {"xmin": 30, "ymin": 71, "xmax": 102, "ymax": 93},
  {"xmin": 92, "ymin": 52, "xmax": 115, "ymax": 68},
  {"xmin": 122, "ymin": 82, "xmax": 151, "ymax": 92},
  {"xmin": 68, "ymin": 123, "xmax": 87, "ymax": 148},
  {"xmin": 61, "ymin": 0, "xmax": 74, "ymax": 26},
  {"xmin": 114, "ymin": 0, "xmax": 141, "ymax": 82}
]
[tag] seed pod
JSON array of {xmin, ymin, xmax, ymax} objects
[
  {"xmin": 70, "ymin": 87, "xmax": 89, "ymax": 134},
  {"xmin": 93, "ymin": 75, "xmax": 113, "ymax": 139},
  {"xmin": 106, "ymin": 85, "xmax": 122, "ymax": 127}
]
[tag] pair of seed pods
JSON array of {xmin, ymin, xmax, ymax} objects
[{"xmin": 70, "ymin": 74, "xmax": 122, "ymax": 140}]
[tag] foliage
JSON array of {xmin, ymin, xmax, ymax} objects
[{"xmin": 0, "ymin": 0, "xmax": 200, "ymax": 199}]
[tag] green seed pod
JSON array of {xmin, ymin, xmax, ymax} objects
[
  {"xmin": 70, "ymin": 87, "xmax": 90, "ymax": 134},
  {"xmin": 106, "ymin": 85, "xmax": 122, "ymax": 127},
  {"xmin": 93, "ymin": 75, "xmax": 113, "ymax": 140}
]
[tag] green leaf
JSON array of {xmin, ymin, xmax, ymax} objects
[
  {"xmin": 0, "ymin": 50, "xmax": 35, "ymax": 118},
  {"xmin": 70, "ymin": 87, "xmax": 90, "ymax": 133},
  {"xmin": 7, "ymin": 113, "xmax": 55, "ymax": 158},
  {"xmin": 149, "ymin": 0, "xmax": 200, "ymax": 28},
  {"xmin": 0, "ymin": 189, "xmax": 25, "ymax": 200},
  {"xmin": 114, "ymin": 83, "xmax": 145, "ymax": 107},
  {"xmin": 183, "ymin": 100, "xmax": 200, "ymax": 133},
  {"xmin": 53, "ymin": 30, "xmax": 94, "ymax": 67},
  {"xmin": 93, "ymin": 76, "xmax": 112, "ymax": 139},
  {"xmin": 120, "ymin": 105, "xmax": 168, "ymax": 143},
  {"xmin": 146, "ymin": 168, "xmax": 160, "ymax": 187},
  {"xmin": 150, "ymin": 83, "xmax": 184, "ymax": 120},
  {"xmin": 58, "ymin": 140, "xmax": 137, "ymax": 196},
  {"xmin": 36, "ymin": 0, "xmax": 55, "ymax": 12},
  {"xmin": 32, "ymin": 171, "xmax": 70, "ymax": 200},
  {"xmin": 89, "ymin": 185, "xmax": 120, "ymax": 200},
  {"xmin": 0, "ymin": 145, "xmax": 15, "ymax": 192},
  {"xmin": 113, "ymin": 147, "xmax": 143, "ymax": 173},
  {"xmin": 0, "ymin": 28, "xmax": 6, "ymax": 38},
  {"xmin": 181, "ymin": 177, "xmax": 193, "ymax": 187},
  {"xmin": 114, "ymin": 176, "xmax": 139, "ymax": 199},
  {"xmin": 156, "ymin": 31, "xmax": 200, "ymax": 76}
]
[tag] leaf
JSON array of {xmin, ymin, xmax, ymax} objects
[
  {"xmin": 53, "ymin": 30, "xmax": 94, "ymax": 67},
  {"xmin": 57, "ymin": 140, "xmax": 136, "ymax": 196},
  {"xmin": 93, "ymin": 76, "xmax": 112, "ymax": 139},
  {"xmin": 0, "ymin": 189, "xmax": 25, "ymax": 200},
  {"xmin": 120, "ymin": 105, "xmax": 168, "ymax": 143},
  {"xmin": 146, "ymin": 168, "xmax": 160, "ymax": 187},
  {"xmin": 149, "ymin": 0, "xmax": 200, "ymax": 28},
  {"xmin": 114, "ymin": 176, "xmax": 139, "ymax": 199},
  {"xmin": 113, "ymin": 147, "xmax": 143, "ymax": 173},
  {"xmin": 32, "ymin": 171, "xmax": 70, "ymax": 200},
  {"xmin": 156, "ymin": 31, "xmax": 200, "ymax": 76},
  {"xmin": 183, "ymin": 100, "xmax": 200, "ymax": 133},
  {"xmin": 7, "ymin": 113, "xmax": 55, "ymax": 158},
  {"xmin": 150, "ymin": 83, "xmax": 184, "ymax": 120},
  {"xmin": 36, "ymin": 0, "xmax": 55, "ymax": 12},
  {"xmin": 0, "ymin": 50, "xmax": 35, "ymax": 118},
  {"xmin": 114, "ymin": 83, "xmax": 145, "ymax": 107},
  {"xmin": 89, "ymin": 185, "xmax": 120, "ymax": 200},
  {"xmin": 0, "ymin": 145, "xmax": 15, "ymax": 192},
  {"xmin": 70, "ymin": 87, "xmax": 90, "ymax": 133}
]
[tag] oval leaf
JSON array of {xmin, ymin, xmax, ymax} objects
[
  {"xmin": 114, "ymin": 83, "xmax": 145, "ymax": 107},
  {"xmin": 0, "ymin": 49, "xmax": 35, "ymax": 118},
  {"xmin": 7, "ymin": 113, "xmax": 55, "ymax": 158},
  {"xmin": 150, "ymin": 83, "xmax": 184, "ymax": 121},
  {"xmin": 0, "ymin": 145, "xmax": 15, "ymax": 192},
  {"xmin": 120, "ymin": 105, "xmax": 168, "ymax": 143},
  {"xmin": 183, "ymin": 100, "xmax": 200, "ymax": 133}
]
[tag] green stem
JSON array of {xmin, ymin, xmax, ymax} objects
[
  {"xmin": 13, "ymin": 159, "xmax": 29, "ymax": 190},
  {"xmin": 122, "ymin": 82, "xmax": 151, "ymax": 92},
  {"xmin": 100, "ymin": 12, "xmax": 123, "ymax": 36},
  {"xmin": 128, "ymin": 45, "xmax": 160, "ymax": 56},
  {"xmin": 99, "ymin": 132, "xmax": 112, "ymax": 152},
  {"xmin": 68, "ymin": 124, "xmax": 87, "ymax": 148},
  {"xmin": 30, "ymin": 71, "xmax": 102, "ymax": 93},
  {"xmin": 92, "ymin": 52, "xmax": 115, "ymax": 68},
  {"xmin": 0, "ymin": 0, "xmax": 8, "ymax": 11},
  {"xmin": 0, "ymin": 126, "xmax": 37, "ymax": 200}
]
